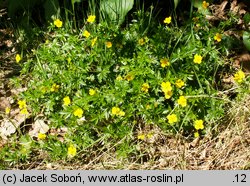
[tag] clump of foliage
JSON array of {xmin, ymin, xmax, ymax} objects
[{"xmin": 1, "ymin": 1, "xmax": 248, "ymax": 164}]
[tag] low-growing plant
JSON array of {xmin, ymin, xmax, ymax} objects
[{"xmin": 2, "ymin": 2, "xmax": 247, "ymax": 163}]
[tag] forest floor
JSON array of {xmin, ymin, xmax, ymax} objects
[{"xmin": 0, "ymin": 1, "xmax": 250, "ymax": 169}]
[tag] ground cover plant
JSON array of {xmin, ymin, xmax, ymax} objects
[{"xmin": 0, "ymin": 0, "xmax": 249, "ymax": 169}]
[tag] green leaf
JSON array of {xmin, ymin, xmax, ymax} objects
[
  {"xmin": 71, "ymin": 0, "xmax": 82, "ymax": 4},
  {"xmin": 243, "ymin": 31, "xmax": 250, "ymax": 51},
  {"xmin": 192, "ymin": 0, "xmax": 202, "ymax": 8},
  {"xmin": 19, "ymin": 135, "xmax": 32, "ymax": 149},
  {"xmin": 192, "ymin": 0, "xmax": 212, "ymax": 15},
  {"xmin": 100, "ymin": 0, "xmax": 134, "ymax": 25},
  {"xmin": 174, "ymin": 0, "xmax": 180, "ymax": 9},
  {"xmin": 44, "ymin": 0, "xmax": 60, "ymax": 22},
  {"xmin": 243, "ymin": 13, "xmax": 250, "ymax": 25}
]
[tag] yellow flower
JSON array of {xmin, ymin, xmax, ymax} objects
[
  {"xmin": 20, "ymin": 108, "xmax": 29, "ymax": 115},
  {"xmin": 160, "ymin": 58, "xmax": 170, "ymax": 68},
  {"xmin": 175, "ymin": 79, "xmax": 185, "ymax": 88},
  {"xmin": 87, "ymin": 15, "xmax": 96, "ymax": 23},
  {"xmin": 89, "ymin": 88, "xmax": 96, "ymax": 96},
  {"xmin": 147, "ymin": 133, "xmax": 153, "ymax": 139},
  {"xmin": 67, "ymin": 57, "xmax": 71, "ymax": 63},
  {"xmin": 5, "ymin": 107, "xmax": 11, "ymax": 114},
  {"xmin": 234, "ymin": 70, "xmax": 245, "ymax": 83},
  {"xmin": 164, "ymin": 91, "xmax": 173, "ymax": 99},
  {"xmin": 18, "ymin": 100, "xmax": 26, "ymax": 109},
  {"xmin": 137, "ymin": 134, "xmax": 145, "ymax": 140},
  {"xmin": 111, "ymin": 107, "xmax": 125, "ymax": 116},
  {"xmin": 161, "ymin": 81, "xmax": 172, "ymax": 93},
  {"xmin": 73, "ymin": 108, "xmax": 83, "ymax": 118},
  {"xmin": 194, "ymin": 120, "xmax": 204, "ymax": 130},
  {"xmin": 15, "ymin": 54, "xmax": 22, "ymax": 63},
  {"xmin": 138, "ymin": 38, "xmax": 145, "ymax": 46},
  {"xmin": 118, "ymin": 110, "xmax": 125, "ymax": 117},
  {"xmin": 91, "ymin": 37, "xmax": 97, "ymax": 47},
  {"xmin": 194, "ymin": 132, "xmax": 199, "ymax": 138},
  {"xmin": 83, "ymin": 30, "xmax": 90, "ymax": 38},
  {"xmin": 164, "ymin": 16, "xmax": 171, "ymax": 24},
  {"xmin": 116, "ymin": 75, "xmax": 123, "ymax": 81},
  {"xmin": 63, "ymin": 96, "xmax": 71, "ymax": 106},
  {"xmin": 146, "ymin": 104, "xmax": 151, "ymax": 110},
  {"xmin": 167, "ymin": 114, "xmax": 178, "ymax": 124},
  {"xmin": 41, "ymin": 86, "xmax": 47, "ymax": 94},
  {"xmin": 125, "ymin": 74, "xmax": 134, "ymax": 81},
  {"xmin": 106, "ymin": 41, "xmax": 112, "ymax": 48},
  {"xmin": 67, "ymin": 144, "xmax": 77, "ymax": 157},
  {"xmin": 193, "ymin": 54, "xmax": 203, "ymax": 64},
  {"xmin": 51, "ymin": 83, "xmax": 60, "ymax": 92},
  {"xmin": 54, "ymin": 19, "xmax": 63, "ymax": 28},
  {"xmin": 177, "ymin": 96, "xmax": 187, "ymax": 107},
  {"xmin": 38, "ymin": 133, "xmax": 46, "ymax": 140},
  {"xmin": 112, "ymin": 107, "xmax": 120, "ymax": 115},
  {"xmin": 202, "ymin": 1, "xmax": 209, "ymax": 9},
  {"xmin": 214, "ymin": 33, "xmax": 222, "ymax": 42},
  {"xmin": 141, "ymin": 83, "xmax": 150, "ymax": 93}
]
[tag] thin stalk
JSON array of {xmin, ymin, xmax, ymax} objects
[{"xmin": 193, "ymin": 67, "xmax": 204, "ymax": 92}]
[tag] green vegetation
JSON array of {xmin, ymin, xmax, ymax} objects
[{"xmin": 0, "ymin": 0, "xmax": 249, "ymax": 169}]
